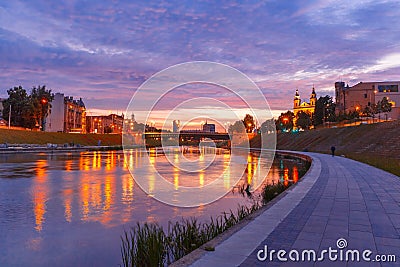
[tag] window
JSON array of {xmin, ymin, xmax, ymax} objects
[
  {"xmin": 378, "ymin": 84, "xmax": 399, "ymax": 92},
  {"xmin": 364, "ymin": 93, "xmax": 367, "ymax": 98}
]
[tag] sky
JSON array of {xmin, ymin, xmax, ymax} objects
[{"xmin": 1, "ymin": 0, "xmax": 400, "ymax": 125}]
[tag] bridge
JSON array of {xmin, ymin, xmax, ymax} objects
[{"xmin": 144, "ymin": 132, "xmax": 230, "ymax": 141}]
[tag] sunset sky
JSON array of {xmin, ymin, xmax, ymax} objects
[{"xmin": 1, "ymin": 0, "xmax": 400, "ymax": 124}]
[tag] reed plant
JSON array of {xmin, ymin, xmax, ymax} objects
[
  {"xmin": 121, "ymin": 222, "xmax": 167, "ymax": 267},
  {"xmin": 121, "ymin": 182, "xmax": 293, "ymax": 266}
]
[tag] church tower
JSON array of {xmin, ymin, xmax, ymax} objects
[
  {"xmin": 310, "ymin": 86, "xmax": 317, "ymax": 106},
  {"xmin": 294, "ymin": 89, "xmax": 301, "ymax": 108}
]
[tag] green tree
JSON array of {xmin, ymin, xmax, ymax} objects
[
  {"xmin": 243, "ymin": 114, "xmax": 255, "ymax": 133},
  {"xmin": 362, "ymin": 105, "xmax": 373, "ymax": 118},
  {"xmin": 374, "ymin": 100, "xmax": 383, "ymax": 121},
  {"xmin": 260, "ymin": 118, "xmax": 275, "ymax": 133},
  {"xmin": 296, "ymin": 111, "xmax": 312, "ymax": 130},
  {"xmin": 30, "ymin": 85, "xmax": 54, "ymax": 131},
  {"xmin": 276, "ymin": 111, "xmax": 294, "ymax": 132},
  {"xmin": 379, "ymin": 97, "xmax": 392, "ymax": 120},
  {"xmin": 228, "ymin": 120, "xmax": 246, "ymax": 134},
  {"xmin": 2, "ymin": 86, "xmax": 30, "ymax": 127},
  {"xmin": 314, "ymin": 95, "xmax": 335, "ymax": 126}
]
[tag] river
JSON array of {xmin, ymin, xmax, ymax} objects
[{"xmin": 0, "ymin": 149, "xmax": 305, "ymax": 266}]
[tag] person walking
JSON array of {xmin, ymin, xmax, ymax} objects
[{"xmin": 331, "ymin": 146, "xmax": 336, "ymax": 157}]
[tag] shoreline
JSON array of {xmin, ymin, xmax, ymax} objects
[{"xmin": 0, "ymin": 145, "xmax": 126, "ymax": 154}]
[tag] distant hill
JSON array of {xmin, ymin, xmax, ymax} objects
[{"xmin": 250, "ymin": 120, "xmax": 400, "ymax": 176}]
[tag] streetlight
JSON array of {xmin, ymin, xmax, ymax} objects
[
  {"xmin": 40, "ymin": 98, "xmax": 48, "ymax": 131},
  {"xmin": 247, "ymin": 123, "xmax": 252, "ymax": 133},
  {"xmin": 282, "ymin": 117, "xmax": 289, "ymax": 132},
  {"xmin": 8, "ymin": 104, "xmax": 11, "ymax": 129}
]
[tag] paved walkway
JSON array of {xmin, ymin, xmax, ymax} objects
[{"xmin": 189, "ymin": 152, "xmax": 400, "ymax": 266}]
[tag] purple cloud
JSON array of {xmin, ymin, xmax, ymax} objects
[{"xmin": 1, "ymin": 0, "xmax": 400, "ymax": 116}]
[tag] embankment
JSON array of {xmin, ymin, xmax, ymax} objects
[
  {"xmin": 250, "ymin": 120, "xmax": 400, "ymax": 176},
  {"xmin": 0, "ymin": 128, "xmax": 122, "ymax": 146}
]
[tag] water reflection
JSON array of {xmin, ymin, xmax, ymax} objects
[
  {"xmin": 0, "ymin": 149, "xmax": 306, "ymax": 267},
  {"xmin": 26, "ymin": 150, "xmax": 306, "ymax": 231},
  {"xmin": 32, "ymin": 160, "xmax": 48, "ymax": 232},
  {"xmin": 1, "ymin": 150, "xmax": 307, "ymax": 232}
]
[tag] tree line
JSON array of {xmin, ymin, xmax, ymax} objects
[{"xmin": 2, "ymin": 85, "xmax": 54, "ymax": 129}]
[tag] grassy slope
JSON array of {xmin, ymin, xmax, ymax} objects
[
  {"xmin": 0, "ymin": 128, "xmax": 122, "ymax": 146},
  {"xmin": 250, "ymin": 120, "xmax": 400, "ymax": 176}
]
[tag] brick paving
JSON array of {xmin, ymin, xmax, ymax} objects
[{"xmin": 189, "ymin": 152, "xmax": 400, "ymax": 267}]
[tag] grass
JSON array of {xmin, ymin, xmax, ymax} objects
[
  {"xmin": 0, "ymin": 128, "xmax": 121, "ymax": 146},
  {"xmin": 120, "ymin": 181, "xmax": 295, "ymax": 266},
  {"xmin": 250, "ymin": 120, "xmax": 400, "ymax": 177},
  {"xmin": 346, "ymin": 153, "xmax": 400, "ymax": 177},
  {"xmin": 261, "ymin": 182, "xmax": 288, "ymax": 203},
  {"xmin": 121, "ymin": 223, "xmax": 167, "ymax": 267}
]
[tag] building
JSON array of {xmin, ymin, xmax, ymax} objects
[
  {"xmin": 335, "ymin": 81, "xmax": 399, "ymax": 119},
  {"xmin": 123, "ymin": 114, "xmax": 137, "ymax": 133},
  {"xmin": 0, "ymin": 98, "xmax": 6, "ymax": 127},
  {"xmin": 202, "ymin": 121, "xmax": 216, "ymax": 133},
  {"xmin": 293, "ymin": 87, "xmax": 317, "ymax": 125},
  {"xmin": 0, "ymin": 98, "xmax": 4, "ymax": 119},
  {"xmin": 172, "ymin": 120, "xmax": 180, "ymax": 133},
  {"xmin": 45, "ymin": 93, "xmax": 86, "ymax": 133},
  {"xmin": 86, "ymin": 114, "xmax": 124, "ymax": 134}
]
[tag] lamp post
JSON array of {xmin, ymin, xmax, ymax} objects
[
  {"xmin": 8, "ymin": 104, "xmax": 11, "ymax": 129},
  {"xmin": 282, "ymin": 117, "xmax": 289, "ymax": 132},
  {"xmin": 41, "ymin": 98, "xmax": 47, "ymax": 131}
]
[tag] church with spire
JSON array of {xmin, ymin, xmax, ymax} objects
[{"xmin": 293, "ymin": 86, "xmax": 317, "ymax": 125}]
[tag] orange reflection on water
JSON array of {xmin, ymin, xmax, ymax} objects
[
  {"xmin": 91, "ymin": 181, "xmax": 102, "ymax": 211},
  {"xmin": 79, "ymin": 153, "xmax": 91, "ymax": 171},
  {"xmin": 65, "ymin": 160, "xmax": 73, "ymax": 172},
  {"xmin": 293, "ymin": 166, "xmax": 299, "ymax": 183},
  {"xmin": 199, "ymin": 171, "xmax": 204, "ymax": 187},
  {"xmin": 174, "ymin": 166, "xmax": 179, "ymax": 190},
  {"xmin": 92, "ymin": 152, "xmax": 102, "ymax": 169},
  {"xmin": 32, "ymin": 160, "xmax": 48, "ymax": 232},
  {"xmin": 26, "ymin": 150, "xmax": 303, "ymax": 232},
  {"xmin": 79, "ymin": 152, "xmax": 118, "ymax": 226},
  {"xmin": 122, "ymin": 173, "xmax": 134, "ymax": 204},
  {"xmin": 247, "ymin": 155, "xmax": 252, "ymax": 184},
  {"xmin": 103, "ymin": 174, "xmax": 114, "ymax": 212},
  {"xmin": 223, "ymin": 153, "xmax": 231, "ymax": 189},
  {"xmin": 63, "ymin": 188, "xmax": 73, "ymax": 222},
  {"xmin": 105, "ymin": 151, "xmax": 115, "ymax": 171},
  {"xmin": 80, "ymin": 173, "xmax": 90, "ymax": 221},
  {"xmin": 283, "ymin": 168, "xmax": 289, "ymax": 187},
  {"xmin": 246, "ymin": 154, "xmax": 259, "ymax": 186}
]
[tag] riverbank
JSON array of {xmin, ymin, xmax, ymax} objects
[
  {"xmin": 0, "ymin": 128, "xmax": 122, "ymax": 146},
  {"xmin": 251, "ymin": 120, "xmax": 400, "ymax": 176},
  {"xmin": 0, "ymin": 144, "xmax": 124, "ymax": 154}
]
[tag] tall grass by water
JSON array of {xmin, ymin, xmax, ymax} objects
[{"xmin": 120, "ymin": 182, "xmax": 292, "ymax": 267}]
